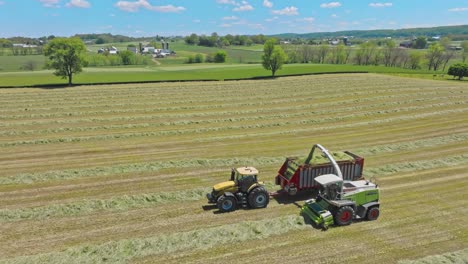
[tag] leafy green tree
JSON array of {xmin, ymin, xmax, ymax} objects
[
  {"xmin": 213, "ymin": 50, "xmax": 227, "ymax": 63},
  {"xmin": 43, "ymin": 37, "xmax": 87, "ymax": 86},
  {"xmin": 119, "ymin": 50, "xmax": 135, "ymax": 65},
  {"xmin": 194, "ymin": 53, "xmax": 204, "ymax": 63},
  {"xmin": 185, "ymin": 33, "xmax": 199, "ymax": 45},
  {"xmin": 461, "ymin": 41, "xmax": 468, "ymax": 63},
  {"xmin": 448, "ymin": 63, "xmax": 468, "ymax": 80},
  {"xmin": 95, "ymin": 37, "xmax": 105, "ymax": 44},
  {"xmin": 426, "ymin": 43, "xmax": 444, "ymax": 71},
  {"xmin": 408, "ymin": 51, "xmax": 423, "ymax": 69},
  {"xmin": 262, "ymin": 39, "xmax": 287, "ymax": 76},
  {"xmin": 413, "ymin": 36, "xmax": 427, "ymax": 49}
]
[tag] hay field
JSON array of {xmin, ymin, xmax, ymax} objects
[{"xmin": 0, "ymin": 74, "xmax": 467, "ymax": 263}]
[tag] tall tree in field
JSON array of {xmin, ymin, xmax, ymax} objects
[
  {"xmin": 461, "ymin": 41, "xmax": 468, "ymax": 63},
  {"xmin": 426, "ymin": 43, "xmax": 444, "ymax": 71},
  {"xmin": 262, "ymin": 39, "xmax": 287, "ymax": 77},
  {"xmin": 43, "ymin": 37, "xmax": 87, "ymax": 86}
]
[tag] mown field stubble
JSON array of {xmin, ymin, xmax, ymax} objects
[{"xmin": 0, "ymin": 73, "xmax": 467, "ymax": 263}]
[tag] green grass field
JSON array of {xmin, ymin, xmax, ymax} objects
[
  {"xmin": 0, "ymin": 63, "xmax": 453, "ymax": 87},
  {"xmin": 0, "ymin": 73, "xmax": 467, "ymax": 263}
]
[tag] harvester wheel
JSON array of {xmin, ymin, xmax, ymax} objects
[
  {"xmin": 248, "ymin": 187, "xmax": 269, "ymax": 209},
  {"xmin": 366, "ymin": 206, "xmax": 380, "ymax": 221},
  {"xmin": 217, "ymin": 195, "xmax": 237, "ymax": 213},
  {"xmin": 334, "ymin": 206, "xmax": 355, "ymax": 226}
]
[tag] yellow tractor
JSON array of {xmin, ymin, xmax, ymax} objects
[{"xmin": 206, "ymin": 167, "xmax": 270, "ymax": 213}]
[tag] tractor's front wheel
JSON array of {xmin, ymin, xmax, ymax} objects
[
  {"xmin": 366, "ymin": 206, "xmax": 380, "ymax": 221},
  {"xmin": 217, "ymin": 195, "xmax": 237, "ymax": 213},
  {"xmin": 334, "ymin": 206, "xmax": 355, "ymax": 226},
  {"xmin": 248, "ymin": 187, "xmax": 269, "ymax": 209}
]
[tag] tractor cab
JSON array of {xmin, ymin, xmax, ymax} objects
[{"xmin": 231, "ymin": 167, "xmax": 259, "ymax": 193}]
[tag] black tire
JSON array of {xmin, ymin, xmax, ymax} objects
[
  {"xmin": 334, "ymin": 206, "xmax": 355, "ymax": 226},
  {"xmin": 217, "ymin": 195, "xmax": 237, "ymax": 212},
  {"xmin": 366, "ymin": 206, "xmax": 380, "ymax": 221},
  {"xmin": 248, "ymin": 187, "xmax": 270, "ymax": 209}
]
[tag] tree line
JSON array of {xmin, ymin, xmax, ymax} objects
[
  {"xmin": 283, "ymin": 39, "xmax": 468, "ymax": 71},
  {"xmin": 185, "ymin": 33, "xmax": 268, "ymax": 47}
]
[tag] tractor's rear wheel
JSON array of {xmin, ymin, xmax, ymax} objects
[
  {"xmin": 334, "ymin": 206, "xmax": 355, "ymax": 226},
  {"xmin": 248, "ymin": 187, "xmax": 269, "ymax": 209},
  {"xmin": 217, "ymin": 195, "xmax": 237, "ymax": 213},
  {"xmin": 366, "ymin": 206, "xmax": 380, "ymax": 221}
]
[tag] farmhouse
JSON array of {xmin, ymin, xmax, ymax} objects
[
  {"xmin": 109, "ymin": 46, "xmax": 118, "ymax": 55},
  {"xmin": 399, "ymin": 41, "xmax": 412, "ymax": 48}
]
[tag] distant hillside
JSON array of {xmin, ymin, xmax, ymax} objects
[{"xmin": 272, "ymin": 25, "xmax": 468, "ymax": 40}]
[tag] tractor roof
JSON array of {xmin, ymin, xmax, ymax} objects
[
  {"xmin": 236, "ymin": 166, "xmax": 258, "ymax": 175},
  {"xmin": 315, "ymin": 174, "xmax": 343, "ymax": 186}
]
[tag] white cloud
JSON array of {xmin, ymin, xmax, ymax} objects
[
  {"xmin": 248, "ymin": 23, "xmax": 265, "ymax": 30},
  {"xmin": 233, "ymin": 4, "xmax": 253, "ymax": 11},
  {"xmin": 331, "ymin": 14, "xmax": 338, "ymax": 18},
  {"xmin": 263, "ymin": 0, "xmax": 273, "ymax": 8},
  {"xmin": 369, "ymin": 2, "xmax": 392, "ymax": 7},
  {"xmin": 272, "ymin": 6, "xmax": 298, "ymax": 15},
  {"xmin": 220, "ymin": 23, "xmax": 232, "ymax": 27},
  {"xmin": 223, "ymin": 15, "xmax": 239, "ymax": 20},
  {"xmin": 216, "ymin": 0, "xmax": 236, "ymax": 5},
  {"xmin": 115, "ymin": 0, "xmax": 185, "ymax": 13},
  {"xmin": 66, "ymin": 0, "xmax": 90, "ymax": 8},
  {"xmin": 153, "ymin": 5, "xmax": 185, "ymax": 12},
  {"xmin": 265, "ymin": 16, "xmax": 278, "ymax": 22},
  {"xmin": 320, "ymin": 2, "xmax": 341, "ymax": 8},
  {"xmin": 39, "ymin": 0, "xmax": 60, "ymax": 8},
  {"xmin": 448, "ymin": 7, "xmax": 468, "ymax": 12},
  {"xmin": 193, "ymin": 19, "xmax": 201, "ymax": 23},
  {"xmin": 297, "ymin": 17, "xmax": 315, "ymax": 22}
]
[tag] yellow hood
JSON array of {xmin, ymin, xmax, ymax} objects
[{"xmin": 213, "ymin": 181, "xmax": 236, "ymax": 191}]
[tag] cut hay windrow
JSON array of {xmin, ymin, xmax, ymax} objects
[
  {"xmin": 1, "ymin": 155, "xmax": 467, "ymax": 222},
  {"xmin": 0, "ymin": 89, "xmax": 453, "ymax": 126},
  {"xmin": 0, "ymin": 215, "xmax": 306, "ymax": 264},
  {"xmin": 1, "ymin": 103, "xmax": 467, "ymax": 148},
  {"xmin": 2, "ymin": 133, "xmax": 468, "ymax": 185},
  {"xmin": 365, "ymin": 154, "xmax": 468, "ymax": 177},
  {"xmin": 0, "ymin": 157, "xmax": 285, "ymax": 185},
  {"xmin": 0, "ymin": 95, "xmax": 463, "ymax": 137},
  {"xmin": 0, "ymin": 78, "xmax": 444, "ymax": 109},
  {"xmin": 0, "ymin": 86, "xmax": 448, "ymax": 116},
  {"xmin": 0, "ymin": 187, "xmax": 209, "ymax": 222},
  {"xmin": 398, "ymin": 248, "xmax": 468, "ymax": 264}
]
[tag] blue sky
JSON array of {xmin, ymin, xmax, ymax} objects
[{"xmin": 0, "ymin": 0, "xmax": 467, "ymax": 37}]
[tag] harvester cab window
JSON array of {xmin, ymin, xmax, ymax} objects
[{"xmin": 328, "ymin": 183, "xmax": 340, "ymax": 200}]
